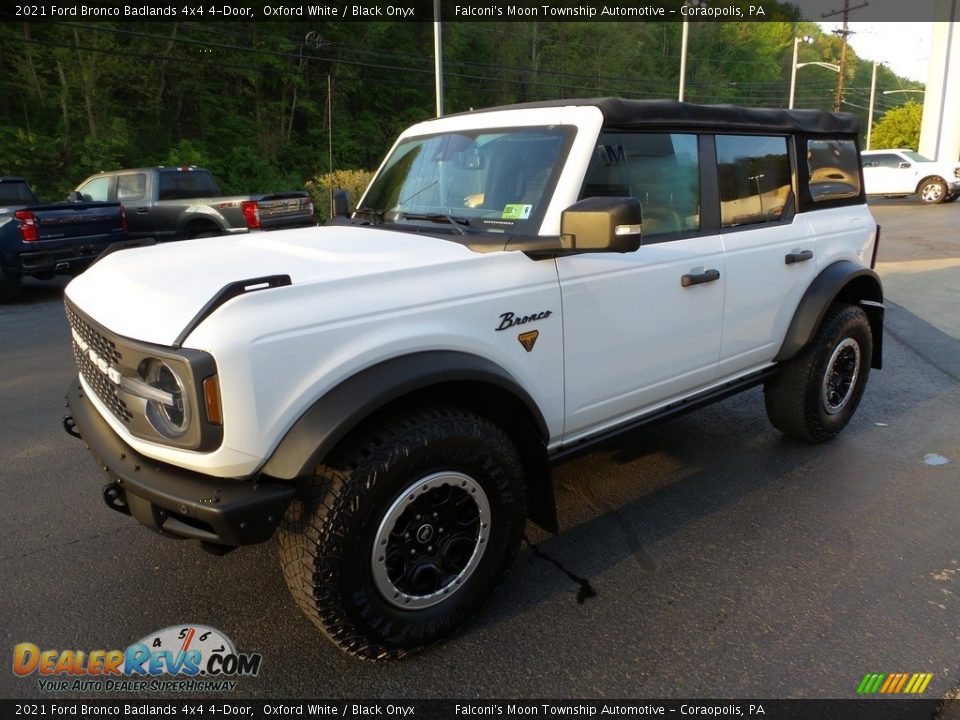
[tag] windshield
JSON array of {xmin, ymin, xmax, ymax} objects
[
  {"xmin": 903, "ymin": 151, "xmax": 933, "ymax": 163},
  {"xmin": 359, "ymin": 126, "xmax": 575, "ymax": 234}
]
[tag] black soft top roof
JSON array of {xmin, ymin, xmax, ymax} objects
[{"xmin": 467, "ymin": 97, "xmax": 860, "ymax": 136}]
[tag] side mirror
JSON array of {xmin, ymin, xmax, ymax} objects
[
  {"xmin": 898, "ymin": 161, "xmax": 912, "ymax": 169},
  {"xmin": 559, "ymin": 196, "xmax": 643, "ymax": 253},
  {"xmin": 67, "ymin": 190, "xmax": 84, "ymax": 202},
  {"xmin": 332, "ymin": 189, "xmax": 349, "ymax": 217}
]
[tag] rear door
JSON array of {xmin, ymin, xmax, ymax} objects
[
  {"xmin": 714, "ymin": 134, "xmax": 818, "ymax": 375},
  {"xmin": 114, "ymin": 171, "xmax": 155, "ymax": 239},
  {"xmin": 862, "ymin": 152, "xmax": 909, "ymax": 194},
  {"xmin": 557, "ymin": 131, "xmax": 725, "ymax": 439}
]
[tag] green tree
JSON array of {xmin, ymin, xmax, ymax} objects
[{"xmin": 870, "ymin": 102, "xmax": 922, "ymax": 150}]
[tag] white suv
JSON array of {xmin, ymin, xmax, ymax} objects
[
  {"xmin": 63, "ymin": 98, "xmax": 883, "ymax": 660},
  {"xmin": 861, "ymin": 148, "xmax": 960, "ymax": 203}
]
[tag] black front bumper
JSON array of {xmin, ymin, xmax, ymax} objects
[{"xmin": 64, "ymin": 378, "xmax": 295, "ymax": 548}]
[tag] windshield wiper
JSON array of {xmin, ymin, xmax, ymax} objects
[
  {"xmin": 352, "ymin": 206, "xmax": 385, "ymax": 225},
  {"xmin": 400, "ymin": 212, "xmax": 470, "ymax": 235}
]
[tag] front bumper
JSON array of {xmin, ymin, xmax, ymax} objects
[{"xmin": 64, "ymin": 378, "xmax": 294, "ymax": 548}]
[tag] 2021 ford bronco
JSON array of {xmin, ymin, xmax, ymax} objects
[{"xmin": 63, "ymin": 98, "xmax": 883, "ymax": 660}]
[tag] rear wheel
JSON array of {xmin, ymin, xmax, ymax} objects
[
  {"xmin": 277, "ymin": 405, "xmax": 527, "ymax": 660},
  {"xmin": 764, "ymin": 303, "xmax": 873, "ymax": 443},
  {"xmin": 918, "ymin": 178, "xmax": 948, "ymax": 204}
]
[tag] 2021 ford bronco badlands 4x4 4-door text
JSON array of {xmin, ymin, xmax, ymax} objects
[{"xmin": 63, "ymin": 98, "xmax": 883, "ymax": 660}]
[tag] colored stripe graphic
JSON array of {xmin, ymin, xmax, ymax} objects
[{"xmin": 857, "ymin": 672, "xmax": 933, "ymax": 694}]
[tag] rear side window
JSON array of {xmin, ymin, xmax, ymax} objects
[
  {"xmin": 581, "ymin": 132, "xmax": 700, "ymax": 237},
  {"xmin": 0, "ymin": 182, "xmax": 37, "ymax": 206},
  {"xmin": 157, "ymin": 171, "xmax": 220, "ymax": 201},
  {"xmin": 716, "ymin": 135, "xmax": 792, "ymax": 228},
  {"xmin": 808, "ymin": 140, "xmax": 860, "ymax": 202},
  {"xmin": 862, "ymin": 153, "xmax": 901, "ymax": 168},
  {"xmin": 117, "ymin": 173, "xmax": 147, "ymax": 202}
]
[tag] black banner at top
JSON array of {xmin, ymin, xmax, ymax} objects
[{"xmin": 0, "ymin": 0, "xmax": 948, "ymax": 23}]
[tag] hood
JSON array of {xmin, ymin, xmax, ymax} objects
[{"xmin": 65, "ymin": 225, "xmax": 477, "ymax": 346}]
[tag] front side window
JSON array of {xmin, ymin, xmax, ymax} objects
[
  {"xmin": 78, "ymin": 177, "xmax": 110, "ymax": 202},
  {"xmin": 360, "ymin": 126, "xmax": 574, "ymax": 235},
  {"xmin": 580, "ymin": 132, "xmax": 700, "ymax": 237},
  {"xmin": 902, "ymin": 150, "xmax": 932, "ymax": 163},
  {"xmin": 808, "ymin": 139, "xmax": 861, "ymax": 202},
  {"xmin": 716, "ymin": 135, "xmax": 792, "ymax": 228}
]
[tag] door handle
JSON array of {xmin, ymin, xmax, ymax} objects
[
  {"xmin": 136, "ymin": 207, "xmax": 149, "ymax": 214},
  {"xmin": 681, "ymin": 269, "xmax": 720, "ymax": 287},
  {"xmin": 785, "ymin": 249, "xmax": 813, "ymax": 265}
]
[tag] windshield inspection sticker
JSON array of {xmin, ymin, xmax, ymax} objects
[{"xmin": 502, "ymin": 204, "xmax": 532, "ymax": 220}]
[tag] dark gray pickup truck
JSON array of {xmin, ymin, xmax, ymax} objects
[
  {"xmin": 74, "ymin": 166, "xmax": 315, "ymax": 241},
  {"xmin": 0, "ymin": 177, "xmax": 126, "ymax": 301}
]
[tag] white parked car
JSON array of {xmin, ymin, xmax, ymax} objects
[
  {"xmin": 63, "ymin": 98, "xmax": 883, "ymax": 659},
  {"xmin": 861, "ymin": 148, "xmax": 960, "ymax": 203}
]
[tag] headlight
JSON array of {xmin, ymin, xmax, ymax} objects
[{"xmin": 143, "ymin": 359, "xmax": 191, "ymax": 439}]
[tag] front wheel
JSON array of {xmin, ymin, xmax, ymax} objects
[
  {"xmin": 277, "ymin": 405, "xmax": 527, "ymax": 660},
  {"xmin": 764, "ymin": 303, "xmax": 873, "ymax": 443},
  {"xmin": 919, "ymin": 178, "xmax": 948, "ymax": 204}
]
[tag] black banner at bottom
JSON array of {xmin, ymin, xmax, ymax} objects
[{"xmin": 0, "ymin": 699, "xmax": 948, "ymax": 720}]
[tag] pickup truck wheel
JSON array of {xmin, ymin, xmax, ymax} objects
[
  {"xmin": 277, "ymin": 405, "xmax": 526, "ymax": 660},
  {"xmin": 0, "ymin": 269, "xmax": 21, "ymax": 302},
  {"xmin": 918, "ymin": 178, "xmax": 947, "ymax": 204},
  {"xmin": 764, "ymin": 303, "xmax": 872, "ymax": 443}
]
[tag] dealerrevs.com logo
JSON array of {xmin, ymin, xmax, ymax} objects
[{"xmin": 13, "ymin": 625, "xmax": 262, "ymax": 693}]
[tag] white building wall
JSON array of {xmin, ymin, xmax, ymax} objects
[{"xmin": 919, "ymin": 4, "xmax": 960, "ymax": 161}]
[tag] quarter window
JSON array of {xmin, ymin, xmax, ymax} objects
[
  {"xmin": 808, "ymin": 139, "xmax": 860, "ymax": 202},
  {"xmin": 716, "ymin": 135, "xmax": 792, "ymax": 228},
  {"xmin": 581, "ymin": 132, "xmax": 700, "ymax": 237}
]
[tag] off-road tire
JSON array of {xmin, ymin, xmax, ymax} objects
[
  {"xmin": 764, "ymin": 303, "xmax": 873, "ymax": 443},
  {"xmin": 277, "ymin": 405, "xmax": 527, "ymax": 660}
]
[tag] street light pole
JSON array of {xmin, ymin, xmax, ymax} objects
[
  {"xmin": 789, "ymin": 36, "xmax": 813, "ymax": 110},
  {"xmin": 867, "ymin": 61, "xmax": 881, "ymax": 150},
  {"xmin": 433, "ymin": 0, "xmax": 444, "ymax": 117},
  {"xmin": 679, "ymin": 17, "xmax": 689, "ymax": 102}
]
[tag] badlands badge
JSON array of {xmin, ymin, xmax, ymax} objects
[{"xmin": 13, "ymin": 624, "xmax": 261, "ymax": 693}]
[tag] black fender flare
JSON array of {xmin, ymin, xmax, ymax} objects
[
  {"xmin": 775, "ymin": 260, "xmax": 884, "ymax": 369},
  {"xmin": 261, "ymin": 351, "xmax": 550, "ymax": 481}
]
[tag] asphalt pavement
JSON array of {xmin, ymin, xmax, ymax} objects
[{"xmin": 1, "ymin": 200, "xmax": 958, "ymax": 702}]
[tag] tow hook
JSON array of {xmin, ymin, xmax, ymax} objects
[
  {"xmin": 102, "ymin": 483, "xmax": 130, "ymax": 516},
  {"xmin": 62, "ymin": 414, "xmax": 81, "ymax": 439}
]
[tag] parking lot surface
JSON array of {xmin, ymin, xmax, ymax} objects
[{"xmin": 1, "ymin": 200, "xmax": 958, "ymax": 700}]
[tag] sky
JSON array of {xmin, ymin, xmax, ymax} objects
[{"xmin": 818, "ymin": 22, "xmax": 933, "ymax": 83}]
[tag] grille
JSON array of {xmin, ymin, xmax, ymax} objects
[
  {"xmin": 66, "ymin": 304, "xmax": 133, "ymax": 424},
  {"xmin": 66, "ymin": 305, "xmax": 122, "ymax": 365}
]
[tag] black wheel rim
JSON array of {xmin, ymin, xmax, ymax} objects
[
  {"xmin": 821, "ymin": 338, "xmax": 861, "ymax": 415},
  {"xmin": 371, "ymin": 472, "xmax": 490, "ymax": 610}
]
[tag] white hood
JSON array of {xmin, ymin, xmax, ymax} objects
[{"xmin": 65, "ymin": 225, "xmax": 477, "ymax": 346}]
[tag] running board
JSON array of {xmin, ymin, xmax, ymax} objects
[{"xmin": 549, "ymin": 367, "xmax": 778, "ymax": 465}]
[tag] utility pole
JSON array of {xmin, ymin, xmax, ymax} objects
[{"xmin": 822, "ymin": 0, "xmax": 868, "ymax": 112}]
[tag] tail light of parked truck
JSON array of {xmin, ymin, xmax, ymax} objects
[
  {"xmin": 241, "ymin": 201, "xmax": 261, "ymax": 230},
  {"xmin": 15, "ymin": 210, "xmax": 38, "ymax": 242}
]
